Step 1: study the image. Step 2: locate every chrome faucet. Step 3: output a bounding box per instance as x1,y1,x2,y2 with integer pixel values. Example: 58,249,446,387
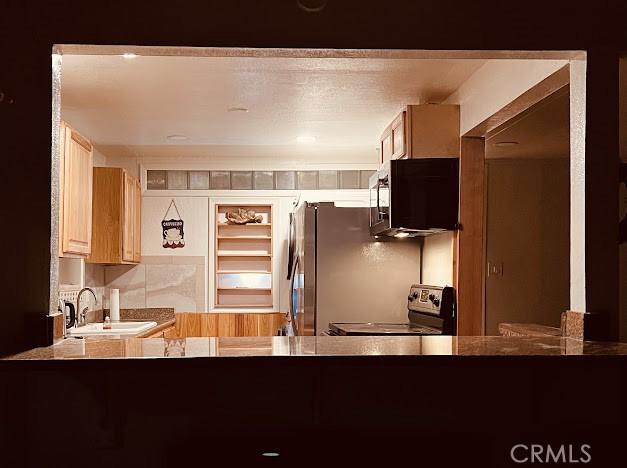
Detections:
76,287,97,327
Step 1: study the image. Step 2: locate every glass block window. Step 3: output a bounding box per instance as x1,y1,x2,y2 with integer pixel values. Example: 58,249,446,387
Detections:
146,169,375,191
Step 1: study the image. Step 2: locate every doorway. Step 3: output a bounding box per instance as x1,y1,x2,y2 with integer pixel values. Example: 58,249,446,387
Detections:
484,89,570,334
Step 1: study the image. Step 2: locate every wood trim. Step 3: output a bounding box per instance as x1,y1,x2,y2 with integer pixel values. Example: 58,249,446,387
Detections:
69,128,93,152
465,65,570,138
390,110,406,159
133,177,142,262
456,137,485,336
486,85,569,141
380,125,393,165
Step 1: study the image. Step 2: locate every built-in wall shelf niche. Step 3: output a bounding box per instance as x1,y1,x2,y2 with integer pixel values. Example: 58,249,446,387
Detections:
214,204,273,308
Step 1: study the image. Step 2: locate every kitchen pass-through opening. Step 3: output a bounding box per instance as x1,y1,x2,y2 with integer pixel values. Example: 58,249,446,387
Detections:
49,45,585,348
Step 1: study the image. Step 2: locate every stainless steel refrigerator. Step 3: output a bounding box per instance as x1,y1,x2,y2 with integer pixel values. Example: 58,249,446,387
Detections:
288,202,422,335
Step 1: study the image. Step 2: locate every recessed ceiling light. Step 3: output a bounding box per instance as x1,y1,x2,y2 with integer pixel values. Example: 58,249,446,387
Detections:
121,53,138,59
394,232,410,238
296,135,316,144
494,141,519,147
166,134,188,142
227,106,249,113
261,452,280,457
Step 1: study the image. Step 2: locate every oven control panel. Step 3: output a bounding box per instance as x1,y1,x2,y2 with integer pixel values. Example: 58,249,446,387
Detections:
407,284,444,315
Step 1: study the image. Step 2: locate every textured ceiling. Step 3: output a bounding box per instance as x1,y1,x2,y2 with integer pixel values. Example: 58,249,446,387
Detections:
60,54,486,160
486,89,569,160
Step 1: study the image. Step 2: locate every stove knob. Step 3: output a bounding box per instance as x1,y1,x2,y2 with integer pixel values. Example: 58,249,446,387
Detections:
412,291,419,298
433,298,440,307
428,294,435,301
408,295,414,302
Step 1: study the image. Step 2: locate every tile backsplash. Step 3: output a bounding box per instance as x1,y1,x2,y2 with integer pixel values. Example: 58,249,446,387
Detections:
85,256,205,312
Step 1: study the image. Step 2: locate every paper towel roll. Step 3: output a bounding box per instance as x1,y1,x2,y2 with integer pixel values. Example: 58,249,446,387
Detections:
110,289,120,322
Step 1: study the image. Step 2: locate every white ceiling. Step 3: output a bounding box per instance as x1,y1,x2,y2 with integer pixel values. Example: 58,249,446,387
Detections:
60,54,486,161
486,89,569,159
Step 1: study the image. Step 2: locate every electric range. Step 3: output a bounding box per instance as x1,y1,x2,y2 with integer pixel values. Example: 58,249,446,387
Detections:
328,284,456,336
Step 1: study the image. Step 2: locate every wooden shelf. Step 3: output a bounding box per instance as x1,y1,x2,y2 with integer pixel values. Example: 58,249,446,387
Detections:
217,270,272,274
217,253,271,257
217,236,271,240
215,203,274,310
215,304,273,308
218,223,271,227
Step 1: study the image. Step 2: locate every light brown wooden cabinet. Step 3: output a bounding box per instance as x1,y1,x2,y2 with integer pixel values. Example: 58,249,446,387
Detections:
379,104,460,166
381,127,394,164
87,167,141,264
173,312,285,337
58,122,93,257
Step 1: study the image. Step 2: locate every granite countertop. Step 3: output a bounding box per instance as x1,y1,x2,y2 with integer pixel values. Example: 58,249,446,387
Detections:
6,335,627,360
498,322,563,337
134,317,176,338
119,308,176,338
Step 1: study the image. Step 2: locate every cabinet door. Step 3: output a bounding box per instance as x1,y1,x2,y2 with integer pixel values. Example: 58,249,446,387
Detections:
380,128,393,165
61,124,93,256
391,111,406,159
122,172,134,262
133,178,142,262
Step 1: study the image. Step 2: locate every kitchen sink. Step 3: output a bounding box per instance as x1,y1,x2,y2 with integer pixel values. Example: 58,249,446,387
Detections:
67,321,157,337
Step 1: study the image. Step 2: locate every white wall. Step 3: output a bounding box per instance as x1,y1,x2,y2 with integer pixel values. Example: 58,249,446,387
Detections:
569,60,587,313
89,142,373,313
93,147,108,167
421,232,455,287
142,189,370,313
443,59,568,135
485,159,570,334
141,197,209,258
96,147,378,173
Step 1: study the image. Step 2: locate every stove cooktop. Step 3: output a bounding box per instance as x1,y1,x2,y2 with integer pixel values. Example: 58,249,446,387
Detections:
328,322,441,336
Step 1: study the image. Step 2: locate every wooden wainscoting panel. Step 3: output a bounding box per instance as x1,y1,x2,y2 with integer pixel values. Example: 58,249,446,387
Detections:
201,313,218,336
259,313,277,336
235,313,259,336
162,326,178,339
172,312,285,337
185,313,203,337
218,313,236,337
174,312,186,337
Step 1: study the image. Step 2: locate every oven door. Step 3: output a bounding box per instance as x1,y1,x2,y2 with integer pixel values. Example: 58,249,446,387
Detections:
369,167,390,235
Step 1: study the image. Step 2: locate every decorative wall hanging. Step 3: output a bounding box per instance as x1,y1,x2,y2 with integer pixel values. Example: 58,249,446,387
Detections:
225,207,263,225
162,199,185,249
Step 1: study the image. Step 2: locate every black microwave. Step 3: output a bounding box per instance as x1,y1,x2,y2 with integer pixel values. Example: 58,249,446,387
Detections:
369,158,459,237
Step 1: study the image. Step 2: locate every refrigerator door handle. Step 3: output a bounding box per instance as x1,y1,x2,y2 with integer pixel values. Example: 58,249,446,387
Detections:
287,212,295,280
288,257,298,335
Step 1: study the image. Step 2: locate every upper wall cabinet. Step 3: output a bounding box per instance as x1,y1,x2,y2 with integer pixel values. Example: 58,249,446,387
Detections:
87,167,141,264
58,121,93,258
380,104,460,165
